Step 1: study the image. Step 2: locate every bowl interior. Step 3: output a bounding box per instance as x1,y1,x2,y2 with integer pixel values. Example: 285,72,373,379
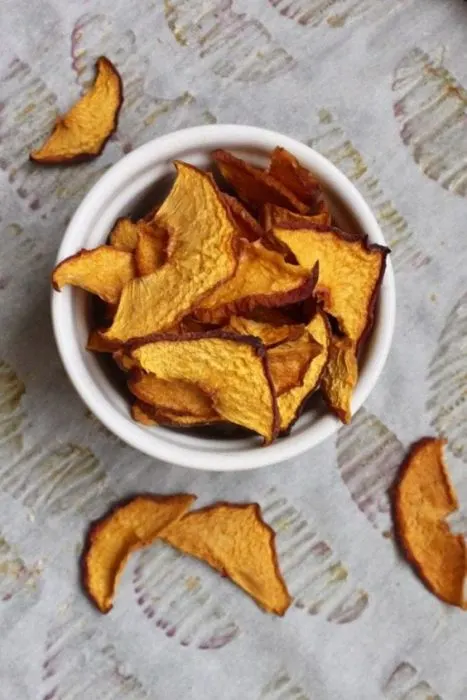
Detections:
53,126,395,470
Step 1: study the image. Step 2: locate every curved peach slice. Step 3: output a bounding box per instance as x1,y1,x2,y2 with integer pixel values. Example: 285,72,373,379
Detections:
394,438,467,608
162,503,292,615
31,57,122,163
320,336,358,424
52,246,135,304
82,494,196,613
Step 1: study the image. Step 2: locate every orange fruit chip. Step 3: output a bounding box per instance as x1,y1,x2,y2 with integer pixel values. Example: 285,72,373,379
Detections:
394,438,467,608
82,494,196,613
86,328,120,353
131,332,278,443
277,309,331,432
272,223,389,345
320,335,358,424
109,217,140,252
52,245,135,304
213,149,309,214
267,333,322,396
223,194,265,242
103,162,237,342
194,239,318,325
134,225,167,276
225,316,304,348
263,203,330,230
268,147,323,211
128,371,218,420
162,503,292,615
30,57,122,164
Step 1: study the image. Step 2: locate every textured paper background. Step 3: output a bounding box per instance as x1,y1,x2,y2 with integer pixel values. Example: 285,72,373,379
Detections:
0,0,466,697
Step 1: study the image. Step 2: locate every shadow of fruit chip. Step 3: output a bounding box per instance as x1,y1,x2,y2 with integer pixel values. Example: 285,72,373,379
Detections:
131,331,278,443
161,502,292,615
52,246,135,304
394,438,467,608
30,57,122,164
82,494,196,613
104,162,238,342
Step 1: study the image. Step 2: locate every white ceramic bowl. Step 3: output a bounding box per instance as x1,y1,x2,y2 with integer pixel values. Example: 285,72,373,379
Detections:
52,125,395,471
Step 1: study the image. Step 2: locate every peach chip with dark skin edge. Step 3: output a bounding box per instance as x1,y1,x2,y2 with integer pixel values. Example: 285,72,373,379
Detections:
30,57,123,164
161,502,292,615
81,494,196,613
393,438,467,609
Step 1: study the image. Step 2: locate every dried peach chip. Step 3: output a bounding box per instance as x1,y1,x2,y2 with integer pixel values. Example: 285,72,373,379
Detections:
225,316,304,348
213,149,309,214
131,332,278,442
31,57,122,163
223,194,265,242
278,309,331,432
128,371,218,420
268,147,328,215
82,494,196,613
268,333,322,396
194,239,318,325
87,328,120,353
131,401,158,426
109,217,140,252
104,162,237,342
162,503,292,615
272,223,389,345
262,203,330,231
394,438,467,608
320,336,358,424
134,225,167,276
52,245,135,304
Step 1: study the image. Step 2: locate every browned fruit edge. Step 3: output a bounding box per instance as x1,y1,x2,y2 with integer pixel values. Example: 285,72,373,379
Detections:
81,493,196,613
163,501,293,616
30,57,123,165
392,437,467,609
129,330,280,442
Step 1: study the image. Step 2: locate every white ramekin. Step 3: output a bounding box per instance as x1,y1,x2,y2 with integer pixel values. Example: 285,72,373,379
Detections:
51,125,395,471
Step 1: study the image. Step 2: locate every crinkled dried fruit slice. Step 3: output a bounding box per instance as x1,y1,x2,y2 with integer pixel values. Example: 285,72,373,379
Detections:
162,503,292,615
131,332,278,443
272,223,389,345
225,316,304,348
113,349,136,372
268,147,325,213
128,371,218,420
262,203,330,231
109,217,140,252
87,329,120,353
278,309,331,433
194,239,318,325
268,333,322,396
320,336,358,424
213,149,309,214
31,57,122,164
104,162,237,343
52,246,135,304
223,194,265,242
394,438,467,608
134,225,167,276
132,401,221,427
82,494,196,613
